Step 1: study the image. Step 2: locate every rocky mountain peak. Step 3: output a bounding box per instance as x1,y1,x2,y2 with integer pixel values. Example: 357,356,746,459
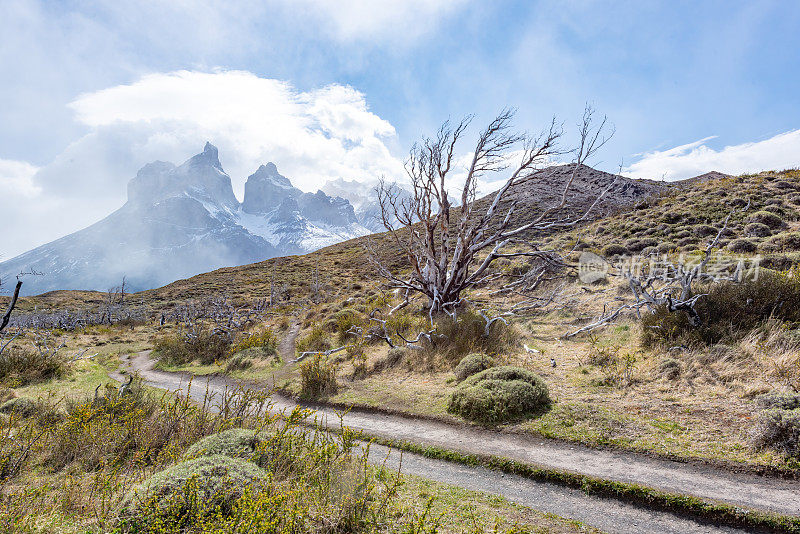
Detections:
242,162,299,214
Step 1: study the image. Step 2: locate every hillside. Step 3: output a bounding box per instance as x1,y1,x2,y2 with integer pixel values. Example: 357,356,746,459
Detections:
0,144,372,295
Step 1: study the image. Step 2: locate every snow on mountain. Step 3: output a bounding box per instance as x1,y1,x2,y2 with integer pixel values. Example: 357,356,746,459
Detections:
0,144,371,295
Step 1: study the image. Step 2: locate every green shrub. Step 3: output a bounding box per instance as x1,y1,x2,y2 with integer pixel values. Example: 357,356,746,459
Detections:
693,224,717,237
154,328,231,366
184,429,264,462
727,239,757,253
601,244,628,257
225,354,253,373
750,409,800,458
749,210,785,230
760,232,800,252
421,309,518,365
744,222,772,237
122,455,269,527
755,392,800,411
228,328,277,356
295,326,331,355
453,353,495,382
448,366,550,425
641,271,800,346
0,346,66,386
331,308,363,342
656,242,676,254
299,355,337,399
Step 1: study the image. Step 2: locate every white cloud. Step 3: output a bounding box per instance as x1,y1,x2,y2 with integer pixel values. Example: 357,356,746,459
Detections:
0,159,40,197
284,0,467,43
61,70,404,198
0,70,409,259
625,130,800,180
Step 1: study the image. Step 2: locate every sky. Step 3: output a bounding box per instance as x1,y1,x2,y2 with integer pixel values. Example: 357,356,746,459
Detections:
2,0,800,258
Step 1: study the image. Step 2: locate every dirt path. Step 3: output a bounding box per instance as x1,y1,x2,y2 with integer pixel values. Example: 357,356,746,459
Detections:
116,350,800,523
114,351,757,533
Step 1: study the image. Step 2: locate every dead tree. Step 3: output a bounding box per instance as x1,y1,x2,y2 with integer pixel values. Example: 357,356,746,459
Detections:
566,201,751,337
0,279,22,333
371,106,613,315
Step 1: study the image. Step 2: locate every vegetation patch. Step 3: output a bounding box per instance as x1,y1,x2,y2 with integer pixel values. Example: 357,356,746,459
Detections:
299,354,338,399
641,271,800,346
122,454,270,528
453,353,496,382
448,366,550,425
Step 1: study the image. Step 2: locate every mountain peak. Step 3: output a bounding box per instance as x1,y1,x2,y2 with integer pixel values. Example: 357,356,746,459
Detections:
186,142,221,170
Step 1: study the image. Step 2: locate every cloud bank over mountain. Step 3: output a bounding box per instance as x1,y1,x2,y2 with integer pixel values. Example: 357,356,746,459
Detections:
0,71,405,259
625,129,800,181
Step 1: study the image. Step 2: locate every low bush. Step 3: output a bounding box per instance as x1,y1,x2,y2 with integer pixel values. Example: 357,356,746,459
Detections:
331,308,363,343
122,455,270,528
228,328,277,357
657,358,682,380
0,346,66,386
225,354,253,373
299,355,337,399
448,366,550,425
295,326,332,355
760,232,800,252
420,309,518,366
641,271,800,346
453,353,495,382
693,224,717,237
749,210,785,230
601,244,628,257
750,409,800,458
727,238,757,253
755,391,800,411
184,428,264,462
744,222,773,237
0,397,37,418
385,347,405,368
154,328,231,366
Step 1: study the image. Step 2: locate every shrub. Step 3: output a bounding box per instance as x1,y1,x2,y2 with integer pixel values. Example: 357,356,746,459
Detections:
744,222,772,237
331,309,362,342
299,355,337,399
228,328,277,357
184,429,264,462
642,271,800,346
154,328,231,366
601,244,628,257
693,224,717,237
420,309,518,365
727,239,757,253
295,326,331,355
453,353,495,382
385,347,405,368
755,391,800,411
225,354,253,373
0,397,37,418
749,210,785,230
0,346,66,386
447,366,550,425
760,232,800,252
656,242,676,254
676,237,697,247
122,455,269,527
750,409,800,458
657,359,681,380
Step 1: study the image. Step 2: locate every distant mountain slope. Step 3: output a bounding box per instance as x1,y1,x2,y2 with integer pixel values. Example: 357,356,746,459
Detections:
0,144,371,295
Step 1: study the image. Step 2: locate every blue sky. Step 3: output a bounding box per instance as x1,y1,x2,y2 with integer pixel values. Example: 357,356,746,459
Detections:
2,0,800,257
